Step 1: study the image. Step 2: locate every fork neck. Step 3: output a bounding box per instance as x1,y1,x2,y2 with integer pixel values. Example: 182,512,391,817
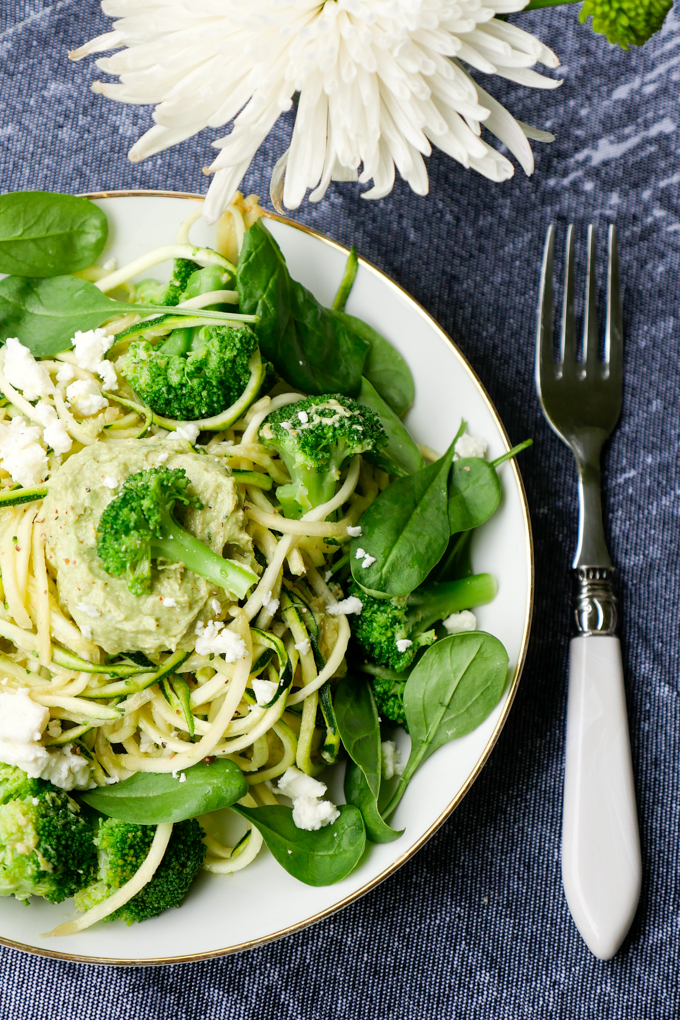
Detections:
573,456,612,570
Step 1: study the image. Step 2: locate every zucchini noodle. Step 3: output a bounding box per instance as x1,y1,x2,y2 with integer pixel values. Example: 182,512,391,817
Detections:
0,204,386,898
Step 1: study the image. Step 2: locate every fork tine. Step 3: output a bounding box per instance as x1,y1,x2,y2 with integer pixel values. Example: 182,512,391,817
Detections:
560,225,576,368
583,224,599,368
605,224,623,384
536,224,555,385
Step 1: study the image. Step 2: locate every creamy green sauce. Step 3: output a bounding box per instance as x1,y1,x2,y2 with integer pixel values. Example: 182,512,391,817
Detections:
43,436,254,655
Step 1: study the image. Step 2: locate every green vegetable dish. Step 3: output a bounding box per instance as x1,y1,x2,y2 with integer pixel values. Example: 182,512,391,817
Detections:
0,190,530,936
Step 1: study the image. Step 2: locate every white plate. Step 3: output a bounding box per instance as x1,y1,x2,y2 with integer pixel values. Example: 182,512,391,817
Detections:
0,192,533,965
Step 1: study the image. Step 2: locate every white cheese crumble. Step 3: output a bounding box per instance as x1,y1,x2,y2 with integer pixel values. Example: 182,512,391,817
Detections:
455,433,488,460
327,596,363,616
211,598,221,616
71,328,117,390
29,402,72,455
396,638,412,653
176,423,200,443
194,619,247,660
297,410,309,424
0,690,93,790
102,476,118,490
360,554,376,569
346,525,362,537
442,610,478,634
0,416,48,487
139,731,157,754
381,740,404,780
252,678,278,707
294,638,311,656
276,766,340,831
179,773,187,783
3,337,53,401
75,602,100,618
355,547,366,559
66,378,108,416
156,451,169,464
162,597,178,608
56,362,75,384
81,625,92,640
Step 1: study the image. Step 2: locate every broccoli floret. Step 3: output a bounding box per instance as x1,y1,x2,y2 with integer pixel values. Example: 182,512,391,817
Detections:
96,466,258,599
348,573,497,726
75,817,206,924
135,258,200,307
0,764,96,903
258,395,387,518
580,0,671,48
120,324,258,421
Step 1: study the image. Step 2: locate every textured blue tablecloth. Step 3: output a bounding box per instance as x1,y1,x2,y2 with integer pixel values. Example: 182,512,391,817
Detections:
1,2,679,1016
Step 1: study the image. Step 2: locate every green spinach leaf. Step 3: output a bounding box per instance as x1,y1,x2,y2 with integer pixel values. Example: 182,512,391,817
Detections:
336,674,403,843
350,436,459,596
80,759,247,824
233,803,366,886
237,221,369,395
383,633,509,818
448,458,501,534
0,275,256,357
335,311,414,416
358,376,424,478
0,191,108,277
429,530,474,583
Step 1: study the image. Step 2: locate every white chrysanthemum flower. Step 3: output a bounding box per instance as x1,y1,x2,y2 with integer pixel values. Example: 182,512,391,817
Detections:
70,0,560,220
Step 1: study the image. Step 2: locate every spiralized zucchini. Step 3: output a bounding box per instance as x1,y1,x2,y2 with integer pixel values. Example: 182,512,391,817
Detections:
0,197,382,881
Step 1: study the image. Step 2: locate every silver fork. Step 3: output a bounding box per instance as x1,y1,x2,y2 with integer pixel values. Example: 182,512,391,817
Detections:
536,224,641,960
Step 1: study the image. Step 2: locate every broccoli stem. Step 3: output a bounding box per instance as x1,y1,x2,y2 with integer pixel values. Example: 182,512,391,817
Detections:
160,329,193,356
276,465,341,519
406,574,497,634
152,506,257,600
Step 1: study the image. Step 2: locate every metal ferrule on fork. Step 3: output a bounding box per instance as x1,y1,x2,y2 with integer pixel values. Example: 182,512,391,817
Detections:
572,566,617,636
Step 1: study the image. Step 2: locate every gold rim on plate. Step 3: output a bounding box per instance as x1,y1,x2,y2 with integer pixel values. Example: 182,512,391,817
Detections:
0,189,534,967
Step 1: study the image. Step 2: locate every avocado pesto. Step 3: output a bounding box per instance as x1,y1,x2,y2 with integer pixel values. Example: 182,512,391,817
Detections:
0,190,529,935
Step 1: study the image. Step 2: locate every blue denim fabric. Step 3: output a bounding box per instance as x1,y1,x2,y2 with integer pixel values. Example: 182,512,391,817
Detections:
0,2,679,1017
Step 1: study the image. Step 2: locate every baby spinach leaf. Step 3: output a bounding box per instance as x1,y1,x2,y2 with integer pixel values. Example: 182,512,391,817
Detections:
237,220,369,395
448,458,501,534
344,761,403,844
80,759,247,824
233,804,366,886
336,674,403,843
383,633,509,819
0,275,255,357
350,438,458,596
0,191,108,277
429,530,474,584
335,311,414,417
358,376,424,478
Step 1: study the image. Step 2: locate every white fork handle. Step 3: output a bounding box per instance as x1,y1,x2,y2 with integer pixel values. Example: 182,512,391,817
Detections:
561,636,641,959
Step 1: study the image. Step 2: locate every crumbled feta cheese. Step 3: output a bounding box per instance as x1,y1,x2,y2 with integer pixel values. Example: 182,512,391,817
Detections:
46,718,62,738
276,768,340,831
211,598,221,616
104,775,119,785
324,570,333,582
381,740,404,780
355,547,366,559
156,451,169,464
263,593,279,614
455,433,488,460
139,731,157,754
176,423,200,443
102,476,118,490
277,767,327,800
346,525,362,538
396,638,412,653
194,619,247,660
3,338,53,401
442,610,478,634
56,362,75,384
31,797,40,806
361,554,376,569
66,378,108,416
293,797,340,831
252,678,278,706
71,328,117,391
0,417,47,487
75,602,100,618
0,691,93,790
162,597,178,608
327,596,363,616
297,410,309,424
179,773,186,783
294,638,311,656
43,418,72,455
81,625,92,640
